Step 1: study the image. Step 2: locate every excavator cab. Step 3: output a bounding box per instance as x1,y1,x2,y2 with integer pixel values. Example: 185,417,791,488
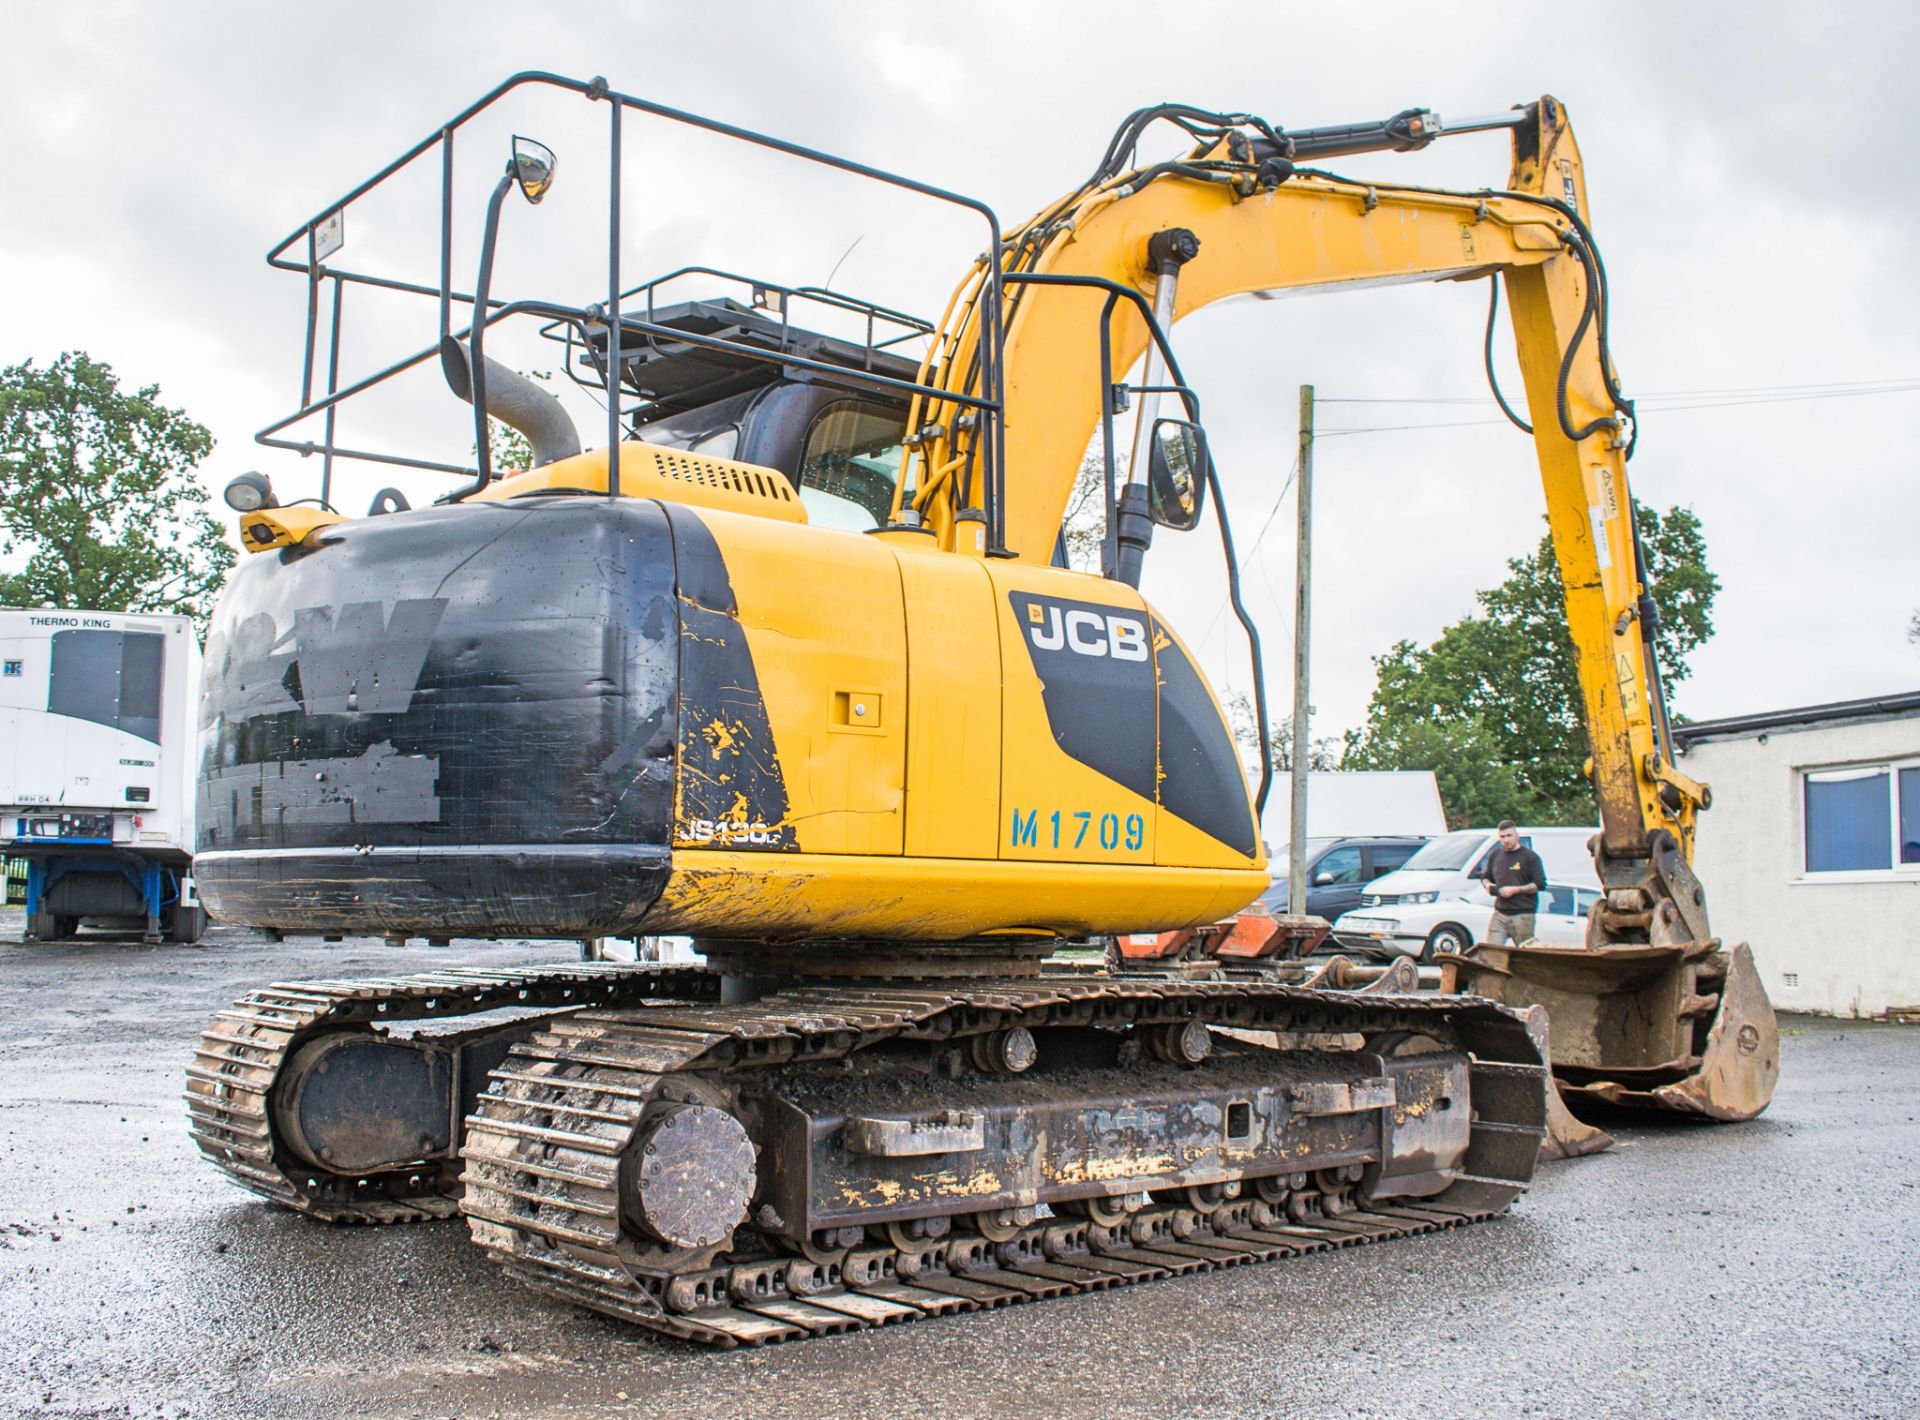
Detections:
572,289,918,530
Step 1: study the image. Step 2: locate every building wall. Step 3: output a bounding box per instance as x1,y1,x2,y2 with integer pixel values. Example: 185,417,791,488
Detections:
1680,715,1920,1017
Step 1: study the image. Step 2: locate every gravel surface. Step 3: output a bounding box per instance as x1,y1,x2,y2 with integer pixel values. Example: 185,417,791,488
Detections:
0,911,1913,1419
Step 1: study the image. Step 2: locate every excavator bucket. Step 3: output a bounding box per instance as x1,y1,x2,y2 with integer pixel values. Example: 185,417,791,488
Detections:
1445,939,1778,1123
1516,1005,1613,1159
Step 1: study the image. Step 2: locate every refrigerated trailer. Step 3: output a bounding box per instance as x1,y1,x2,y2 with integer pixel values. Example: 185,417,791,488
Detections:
0,608,205,942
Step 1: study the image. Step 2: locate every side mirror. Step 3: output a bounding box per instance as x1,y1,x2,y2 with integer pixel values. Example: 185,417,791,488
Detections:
511,136,557,205
1147,419,1208,531
1313,870,1336,886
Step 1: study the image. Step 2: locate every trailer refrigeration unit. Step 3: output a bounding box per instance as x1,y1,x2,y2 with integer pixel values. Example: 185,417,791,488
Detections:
0,608,205,942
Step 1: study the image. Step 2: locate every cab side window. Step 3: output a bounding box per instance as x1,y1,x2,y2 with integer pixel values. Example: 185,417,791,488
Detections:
797,402,908,530
1368,844,1417,878
1315,846,1364,885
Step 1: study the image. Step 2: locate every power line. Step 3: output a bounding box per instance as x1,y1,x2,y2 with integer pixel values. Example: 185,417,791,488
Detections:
1196,451,1301,656
1319,375,1920,405
1315,377,1920,437
1241,451,1302,562
1318,380,1920,436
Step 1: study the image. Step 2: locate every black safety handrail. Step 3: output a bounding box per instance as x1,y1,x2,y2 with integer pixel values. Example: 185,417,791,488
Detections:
1001,270,1273,817
260,71,1005,540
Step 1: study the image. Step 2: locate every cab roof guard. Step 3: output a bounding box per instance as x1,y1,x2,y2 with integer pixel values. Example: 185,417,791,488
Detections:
256,71,1010,540
534,267,934,426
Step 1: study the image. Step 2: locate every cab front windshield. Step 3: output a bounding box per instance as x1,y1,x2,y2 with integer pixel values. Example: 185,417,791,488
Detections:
797,402,908,531
1399,830,1488,872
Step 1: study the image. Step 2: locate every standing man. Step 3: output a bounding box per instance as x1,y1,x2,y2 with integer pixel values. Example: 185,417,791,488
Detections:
1481,820,1548,946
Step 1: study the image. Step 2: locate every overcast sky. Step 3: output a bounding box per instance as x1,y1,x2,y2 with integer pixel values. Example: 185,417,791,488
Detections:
3,0,1915,738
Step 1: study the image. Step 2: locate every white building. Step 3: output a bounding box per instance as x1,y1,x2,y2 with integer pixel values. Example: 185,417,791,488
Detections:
1674,692,1920,1018
1257,770,1447,850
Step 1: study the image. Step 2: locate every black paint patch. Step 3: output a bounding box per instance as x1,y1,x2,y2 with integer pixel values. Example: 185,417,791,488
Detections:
661,507,795,851
291,599,446,713
1007,591,1157,803
195,497,681,934
196,844,672,937
201,599,446,723
1152,617,1258,858
200,742,440,826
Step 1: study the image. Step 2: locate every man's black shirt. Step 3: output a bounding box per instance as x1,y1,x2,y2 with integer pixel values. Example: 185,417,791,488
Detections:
1485,843,1547,915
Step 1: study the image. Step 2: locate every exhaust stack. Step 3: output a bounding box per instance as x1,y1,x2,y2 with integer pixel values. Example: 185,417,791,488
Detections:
439,336,582,471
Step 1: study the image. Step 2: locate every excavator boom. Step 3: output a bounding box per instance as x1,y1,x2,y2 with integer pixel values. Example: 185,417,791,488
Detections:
893,94,1776,1121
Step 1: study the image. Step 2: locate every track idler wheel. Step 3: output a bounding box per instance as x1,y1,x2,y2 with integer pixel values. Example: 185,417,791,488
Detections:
1181,1180,1241,1211
1255,1172,1305,1205
882,1215,950,1252
968,1027,1038,1074
1286,1165,1363,1221
798,1226,865,1265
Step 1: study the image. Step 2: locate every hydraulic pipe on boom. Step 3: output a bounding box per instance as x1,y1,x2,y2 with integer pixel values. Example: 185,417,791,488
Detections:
1115,227,1199,587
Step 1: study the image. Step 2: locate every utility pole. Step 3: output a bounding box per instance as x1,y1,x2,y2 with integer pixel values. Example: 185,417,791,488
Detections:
1288,385,1314,916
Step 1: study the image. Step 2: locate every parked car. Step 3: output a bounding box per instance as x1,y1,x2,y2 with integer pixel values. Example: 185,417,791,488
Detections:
1255,836,1428,924
1356,825,1598,913
1333,881,1603,960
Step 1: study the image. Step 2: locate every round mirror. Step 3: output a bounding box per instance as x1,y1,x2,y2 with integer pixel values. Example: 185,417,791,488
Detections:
511,136,557,205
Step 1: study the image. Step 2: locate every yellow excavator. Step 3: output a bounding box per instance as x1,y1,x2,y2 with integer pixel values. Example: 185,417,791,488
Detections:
187,73,1776,1345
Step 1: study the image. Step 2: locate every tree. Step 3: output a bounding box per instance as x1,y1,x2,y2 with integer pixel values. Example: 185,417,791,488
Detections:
0,353,233,631
1222,690,1342,772
1060,449,1109,572
1343,502,1718,825
1343,709,1542,829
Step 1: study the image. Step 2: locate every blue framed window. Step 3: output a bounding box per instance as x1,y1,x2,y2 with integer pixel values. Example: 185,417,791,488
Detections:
1802,762,1920,873
1901,767,1920,866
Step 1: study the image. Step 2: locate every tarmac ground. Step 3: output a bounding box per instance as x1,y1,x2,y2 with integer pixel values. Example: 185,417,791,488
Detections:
0,912,1914,1419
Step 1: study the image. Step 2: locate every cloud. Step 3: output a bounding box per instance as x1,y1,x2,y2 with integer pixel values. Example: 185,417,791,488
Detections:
2,0,1913,734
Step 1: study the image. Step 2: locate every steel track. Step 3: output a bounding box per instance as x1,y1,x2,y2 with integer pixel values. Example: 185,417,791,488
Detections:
184,962,722,1222
461,977,1547,1345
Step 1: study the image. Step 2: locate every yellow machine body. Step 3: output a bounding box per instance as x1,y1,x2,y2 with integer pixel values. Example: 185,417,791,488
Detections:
646,505,1266,939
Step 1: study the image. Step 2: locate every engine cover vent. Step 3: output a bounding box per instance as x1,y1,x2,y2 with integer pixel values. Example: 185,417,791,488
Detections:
477,440,807,523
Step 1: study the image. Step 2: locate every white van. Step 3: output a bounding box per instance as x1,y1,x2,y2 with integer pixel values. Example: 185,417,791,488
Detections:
1355,825,1598,912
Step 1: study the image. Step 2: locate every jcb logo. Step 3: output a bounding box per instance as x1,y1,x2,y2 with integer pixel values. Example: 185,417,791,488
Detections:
1025,602,1148,662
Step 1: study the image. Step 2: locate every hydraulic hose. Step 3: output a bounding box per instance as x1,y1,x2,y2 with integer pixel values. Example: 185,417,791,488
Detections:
1484,278,1533,435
